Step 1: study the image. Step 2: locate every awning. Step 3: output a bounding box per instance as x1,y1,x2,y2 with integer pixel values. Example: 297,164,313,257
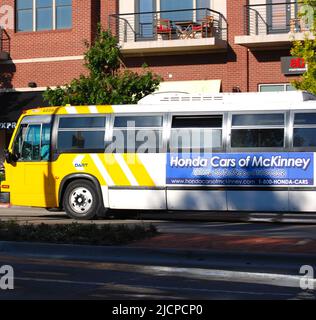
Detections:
0,91,48,123
157,80,222,94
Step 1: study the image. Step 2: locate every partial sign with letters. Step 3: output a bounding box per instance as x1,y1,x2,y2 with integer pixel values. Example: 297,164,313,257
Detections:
0,122,16,130
166,153,314,186
281,57,307,75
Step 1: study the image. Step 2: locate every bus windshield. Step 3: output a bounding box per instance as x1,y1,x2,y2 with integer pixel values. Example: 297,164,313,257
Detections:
12,116,52,162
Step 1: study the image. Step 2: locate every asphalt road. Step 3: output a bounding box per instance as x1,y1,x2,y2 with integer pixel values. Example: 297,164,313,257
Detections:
0,254,315,300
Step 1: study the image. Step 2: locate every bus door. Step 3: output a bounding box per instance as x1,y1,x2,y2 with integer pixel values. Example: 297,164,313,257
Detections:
8,115,56,207
166,114,227,211
107,114,167,210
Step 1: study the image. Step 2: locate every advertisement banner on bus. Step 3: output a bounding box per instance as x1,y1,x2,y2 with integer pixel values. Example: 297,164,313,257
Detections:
166,153,314,186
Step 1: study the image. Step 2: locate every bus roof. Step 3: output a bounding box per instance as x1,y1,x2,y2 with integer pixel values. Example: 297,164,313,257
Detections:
23,91,316,116
137,90,316,104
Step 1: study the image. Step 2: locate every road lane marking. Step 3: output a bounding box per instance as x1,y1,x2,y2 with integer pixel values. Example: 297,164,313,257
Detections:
2,253,316,289
14,277,295,297
13,264,316,289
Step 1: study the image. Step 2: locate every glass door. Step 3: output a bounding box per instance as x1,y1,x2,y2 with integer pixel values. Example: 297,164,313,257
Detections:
267,0,291,34
136,0,156,41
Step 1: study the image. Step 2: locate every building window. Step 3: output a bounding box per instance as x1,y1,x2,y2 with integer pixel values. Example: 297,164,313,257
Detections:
259,84,296,92
16,0,72,32
56,0,72,29
36,0,53,31
160,0,211,21
16,0,33,32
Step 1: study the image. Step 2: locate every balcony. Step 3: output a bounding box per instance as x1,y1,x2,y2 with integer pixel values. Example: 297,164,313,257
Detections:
0,28,10,61
109,8,227,56
235,1,315,50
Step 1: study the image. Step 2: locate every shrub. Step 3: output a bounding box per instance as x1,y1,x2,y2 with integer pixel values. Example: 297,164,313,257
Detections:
0,220,158,245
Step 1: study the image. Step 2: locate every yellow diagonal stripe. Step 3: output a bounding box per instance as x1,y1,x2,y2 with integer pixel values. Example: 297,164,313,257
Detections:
123,154,156,187
87,154,107,186
96,105,114,114
102,154,130,186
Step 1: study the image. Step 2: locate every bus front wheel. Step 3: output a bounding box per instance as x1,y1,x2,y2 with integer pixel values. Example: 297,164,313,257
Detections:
63,179,101,220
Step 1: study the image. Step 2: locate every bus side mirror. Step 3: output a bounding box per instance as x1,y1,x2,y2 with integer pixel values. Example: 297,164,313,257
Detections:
4,150,19,164
4,150,12,164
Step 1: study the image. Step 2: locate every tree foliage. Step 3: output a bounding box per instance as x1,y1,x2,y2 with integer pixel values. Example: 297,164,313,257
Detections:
291,0,316,94
43,27,162,106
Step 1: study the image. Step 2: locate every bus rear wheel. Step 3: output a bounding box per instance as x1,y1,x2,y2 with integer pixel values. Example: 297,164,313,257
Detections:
63,180,101,220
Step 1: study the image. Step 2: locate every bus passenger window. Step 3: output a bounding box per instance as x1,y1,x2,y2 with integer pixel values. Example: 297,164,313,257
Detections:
293,113,316,148
169,115,223,153
110,116,164,153
57,116,106,152
231,113,285,149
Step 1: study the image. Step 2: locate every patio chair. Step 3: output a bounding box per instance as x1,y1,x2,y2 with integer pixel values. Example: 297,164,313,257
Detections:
191,15,214,38
156,19,172,40
175,24,193,39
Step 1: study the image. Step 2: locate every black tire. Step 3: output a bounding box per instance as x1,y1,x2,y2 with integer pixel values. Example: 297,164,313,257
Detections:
63,179,102,220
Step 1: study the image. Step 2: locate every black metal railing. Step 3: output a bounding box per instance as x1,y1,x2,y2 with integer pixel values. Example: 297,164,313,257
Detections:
109,8,227,44
0,28,10,58
245,1,310,36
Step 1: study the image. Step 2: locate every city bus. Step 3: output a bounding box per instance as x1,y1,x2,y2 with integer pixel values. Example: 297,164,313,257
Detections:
1,91,316,220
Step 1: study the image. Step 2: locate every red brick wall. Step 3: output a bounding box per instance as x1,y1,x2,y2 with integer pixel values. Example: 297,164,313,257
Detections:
248,49,299,91
224,0,248,92
0,0,302,91
100,0,119,30
1,60,87,88
0,0,94,88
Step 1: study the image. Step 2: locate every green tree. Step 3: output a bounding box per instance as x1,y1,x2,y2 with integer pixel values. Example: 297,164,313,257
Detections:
43,27,162,106
291,0,316,94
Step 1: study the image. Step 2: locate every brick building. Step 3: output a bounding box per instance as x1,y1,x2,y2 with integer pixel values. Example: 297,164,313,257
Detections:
0,0,313,164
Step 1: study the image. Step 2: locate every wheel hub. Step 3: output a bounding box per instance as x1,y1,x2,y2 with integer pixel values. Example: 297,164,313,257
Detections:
69,187,93,214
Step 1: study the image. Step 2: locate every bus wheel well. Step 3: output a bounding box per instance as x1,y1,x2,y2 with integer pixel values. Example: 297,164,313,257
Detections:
59,174,103,211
